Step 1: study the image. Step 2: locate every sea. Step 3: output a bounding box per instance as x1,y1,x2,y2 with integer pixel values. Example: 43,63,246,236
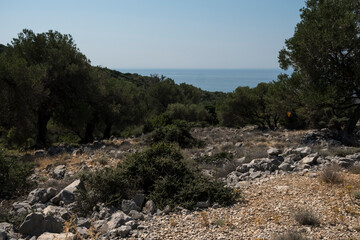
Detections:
115,68,291,93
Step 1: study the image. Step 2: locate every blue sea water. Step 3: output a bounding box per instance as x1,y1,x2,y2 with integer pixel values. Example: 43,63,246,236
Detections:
116,68,290,93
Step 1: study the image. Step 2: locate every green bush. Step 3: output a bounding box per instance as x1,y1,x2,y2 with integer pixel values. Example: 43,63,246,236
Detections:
0,150,34,198
151,121,201,148
195,152,233,165
81,143,238,210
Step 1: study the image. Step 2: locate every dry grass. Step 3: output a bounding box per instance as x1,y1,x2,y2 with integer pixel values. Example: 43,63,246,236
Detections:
293,208,320,226
319,164,344,184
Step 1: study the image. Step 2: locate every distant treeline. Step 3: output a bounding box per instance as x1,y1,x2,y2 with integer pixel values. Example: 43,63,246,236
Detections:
1,0,360,149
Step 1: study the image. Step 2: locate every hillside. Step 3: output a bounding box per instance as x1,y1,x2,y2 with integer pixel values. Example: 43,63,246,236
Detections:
1,127,360,239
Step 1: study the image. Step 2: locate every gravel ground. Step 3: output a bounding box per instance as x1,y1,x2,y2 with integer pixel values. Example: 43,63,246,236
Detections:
130,171,360,240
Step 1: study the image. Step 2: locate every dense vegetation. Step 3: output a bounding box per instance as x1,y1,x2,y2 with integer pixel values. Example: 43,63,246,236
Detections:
80,143,238,210
1,0,358,148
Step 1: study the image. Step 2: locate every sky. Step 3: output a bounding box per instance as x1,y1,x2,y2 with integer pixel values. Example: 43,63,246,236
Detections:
0,0,305,69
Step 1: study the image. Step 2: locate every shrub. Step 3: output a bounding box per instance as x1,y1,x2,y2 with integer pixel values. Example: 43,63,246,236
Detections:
151,121,201,148
319,164,344,184
294,209,320,226
81,143,238,210
195,152,233,165
0,150,34,198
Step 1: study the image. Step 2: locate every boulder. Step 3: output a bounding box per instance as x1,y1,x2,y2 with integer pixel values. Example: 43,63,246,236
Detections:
143,200,157,215
121,199,140,214
267,147,281,156
51,179,85,205
11,201,31,215
132,193,145,209
299,153,319,165
18,213,63,236
37,232,75,240
107,211,132,230
53,165,66,179
43,206,71,220
249,171,262,180
128,210,144,220
109,225,132,238
195,200,210,208
278,162,293,172
294,147,312,157
0,230,6,240
28,187,56,205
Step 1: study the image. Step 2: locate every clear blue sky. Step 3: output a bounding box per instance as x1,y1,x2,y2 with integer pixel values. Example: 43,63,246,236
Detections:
0,0,305,69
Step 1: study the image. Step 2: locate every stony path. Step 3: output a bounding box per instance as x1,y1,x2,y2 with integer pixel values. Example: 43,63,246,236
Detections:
132,172,360,240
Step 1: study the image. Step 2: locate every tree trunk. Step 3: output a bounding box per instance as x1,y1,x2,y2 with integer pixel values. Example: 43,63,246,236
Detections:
344,105,360,135
35,107,51,148
342,105,360,145
103,122,112,139
83,120,95,143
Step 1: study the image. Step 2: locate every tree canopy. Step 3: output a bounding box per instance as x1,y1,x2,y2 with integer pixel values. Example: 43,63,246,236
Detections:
279,0,360,139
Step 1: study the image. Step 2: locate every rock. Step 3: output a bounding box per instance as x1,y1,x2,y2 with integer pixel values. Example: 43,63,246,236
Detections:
37,232,75,240
308,172,317,178
28,187,56,204
132,193,145,209
109,225,132,238
284,154,301,163
0,222,17,240
72,149,83,157
98,205,117,220
18,213,63,236
125,220,138,229
122,199,140,214
299,153,319,165
162,205,172,215
53,165,66,179
51,179,85,205
294,147,312,157
249,171,262,180
195,200,210,208
43,206,71,220
77,217,91,228
107,211,132,230
267,147,281,156
35,150,46,157
128,210,144,220
143,200,157,215
278,162,292,172
75,227,89,238
11,201,31,215
236,164,249,173
0,230,6,240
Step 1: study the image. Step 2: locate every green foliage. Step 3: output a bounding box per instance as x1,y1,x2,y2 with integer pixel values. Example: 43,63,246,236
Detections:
0,150,34,198
195,152,233,165
279,0,360,135
151,121,201,148
217,83,279,129
81,143,238,210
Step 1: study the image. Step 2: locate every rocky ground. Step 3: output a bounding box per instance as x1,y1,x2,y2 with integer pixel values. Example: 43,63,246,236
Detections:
1,127,360,239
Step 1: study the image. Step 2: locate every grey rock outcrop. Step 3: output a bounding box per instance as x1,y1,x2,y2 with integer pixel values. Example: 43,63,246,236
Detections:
18,213,63,236
122,199,140,214
51,179,85,205
143,200,157,215
37,232,75,240
28,187,56,205
107,211,132,230
53,165,66,179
